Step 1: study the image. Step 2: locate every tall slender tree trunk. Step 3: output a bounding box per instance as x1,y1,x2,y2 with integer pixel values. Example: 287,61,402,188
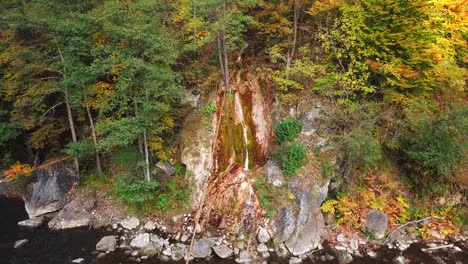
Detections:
217,35,226,87
222,34,231,93
86,104,102,175
286,0,300,78
134,99,144,156
143,129,151,182
64,88,80,181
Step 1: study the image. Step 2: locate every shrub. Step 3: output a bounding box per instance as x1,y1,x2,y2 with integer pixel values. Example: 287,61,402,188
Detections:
202,102,217,116
341,128,383,171
403,108,467,186
274,143,307,177
274,118,302,143
115,180,160,209
253,176,276,218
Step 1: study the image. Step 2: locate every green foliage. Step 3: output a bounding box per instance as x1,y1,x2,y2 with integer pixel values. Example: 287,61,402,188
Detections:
341,128,383,171
402,108,468,186
252,176,281,218
202,102,217,116
64,140,94,158
274,143,307,177
274,118,302,143
116,180,161,209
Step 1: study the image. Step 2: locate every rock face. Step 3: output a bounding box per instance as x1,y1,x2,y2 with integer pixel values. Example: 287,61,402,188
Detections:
155,161,176,176
14,239,28,249
23,158,77,218
362,210,388,239
267,160,285,187
191,239,215,259
273,180,329,256
18,216,45,229
48,196,94,230
257,228,271,243
96,236,116,252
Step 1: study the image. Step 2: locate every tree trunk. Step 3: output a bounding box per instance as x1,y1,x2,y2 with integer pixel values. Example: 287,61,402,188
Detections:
143,129,151,181
217,35,227,90
64,88,80,181
287,0,300,78
222,34,231,93
86,104,102,175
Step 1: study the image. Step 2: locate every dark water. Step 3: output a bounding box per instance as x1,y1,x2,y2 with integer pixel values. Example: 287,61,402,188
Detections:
1,196,466,264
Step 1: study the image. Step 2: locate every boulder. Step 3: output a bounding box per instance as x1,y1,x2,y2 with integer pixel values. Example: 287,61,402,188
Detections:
171,243,186,261
236,250,252,263
213,244,233,259
121,217,140,230
362,210,388,239
130,233,150,248
96,236,116,252
285,208,324,256
266,160,285,187
18,216,45,229
257,227,271,243
72,258,84,264
23,158,77,217
257,243,268,253
143,221,156,231
191,239,215,258
140,244,162,257
156,161,176,176
48,196,94,230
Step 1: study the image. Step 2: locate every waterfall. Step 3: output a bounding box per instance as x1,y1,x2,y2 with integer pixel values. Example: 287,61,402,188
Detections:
234,92,249,171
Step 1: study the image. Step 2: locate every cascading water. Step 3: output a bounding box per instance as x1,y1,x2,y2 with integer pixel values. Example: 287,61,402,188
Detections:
234,92,249,171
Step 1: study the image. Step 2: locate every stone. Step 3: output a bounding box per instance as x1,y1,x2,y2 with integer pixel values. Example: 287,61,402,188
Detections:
267,160,285,187
236,250,252,263
366,251,377,258
362,210,388,239
393,256,407,264
139,244,162,257
181,234,189,242
171,244,186,261
213,244,234,259
130,233,150,248
261,252,270,259
18,216,45,229
337,252,353,264
285,208,324,256
323,212,336,226
335,245,347,251
191,239,215,258
289,257,302,264
112,223,118,229
257,228,271,243
162,247,172,257
337,234,346,243
195,223,202,234
23,158,77,217
48,196,94,230
96,236,117,252
14,239,28,249
121,217,140,230
156,161,176,176
131,250,139,257
275,243,289,258
428,230,442,239
72,258,84,263
144,221,156,231
257,243,268,253
350,239,359,251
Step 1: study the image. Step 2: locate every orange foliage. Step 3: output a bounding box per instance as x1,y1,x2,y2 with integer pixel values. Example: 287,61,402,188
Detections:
3,163,33,181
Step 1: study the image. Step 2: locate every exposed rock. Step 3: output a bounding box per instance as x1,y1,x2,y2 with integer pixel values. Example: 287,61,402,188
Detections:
156,161,176,176
72,258,84,264
362,210,388,239
337,251,353,264
285,208,324,256
266,160,284,187
144,221,156,231
289,257,302,264
139,244,162,257
130,233,150,248
236,250,252,263
257,243,268,253
275,243,289,258
428,230,442,239
323,212,336,226
18,216,45,228
393,255,407,264
14,239,28,249
96,236,116,252
162,247,172,256
213,244,234,259
191,239,215,258
121,217,140,230
48,196,94,230
171,243,186,262
257,228,271,243
275,206,297,242
23,158,77,217
181,89,200,107
350,239,359,251
337,234,346,243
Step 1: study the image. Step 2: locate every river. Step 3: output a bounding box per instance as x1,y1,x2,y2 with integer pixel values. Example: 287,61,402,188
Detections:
1,196,466,264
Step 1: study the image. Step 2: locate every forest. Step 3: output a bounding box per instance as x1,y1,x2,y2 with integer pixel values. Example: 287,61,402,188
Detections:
0,1,467,259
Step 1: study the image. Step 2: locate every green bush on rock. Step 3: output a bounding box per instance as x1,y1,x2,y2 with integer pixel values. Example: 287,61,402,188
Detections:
274,143,307,177
274,118,302,143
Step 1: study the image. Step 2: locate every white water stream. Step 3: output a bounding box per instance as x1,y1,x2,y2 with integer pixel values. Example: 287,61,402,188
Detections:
234,92,249,171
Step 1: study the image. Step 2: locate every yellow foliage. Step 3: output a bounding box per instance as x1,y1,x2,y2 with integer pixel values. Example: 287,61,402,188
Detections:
3,162,33,181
